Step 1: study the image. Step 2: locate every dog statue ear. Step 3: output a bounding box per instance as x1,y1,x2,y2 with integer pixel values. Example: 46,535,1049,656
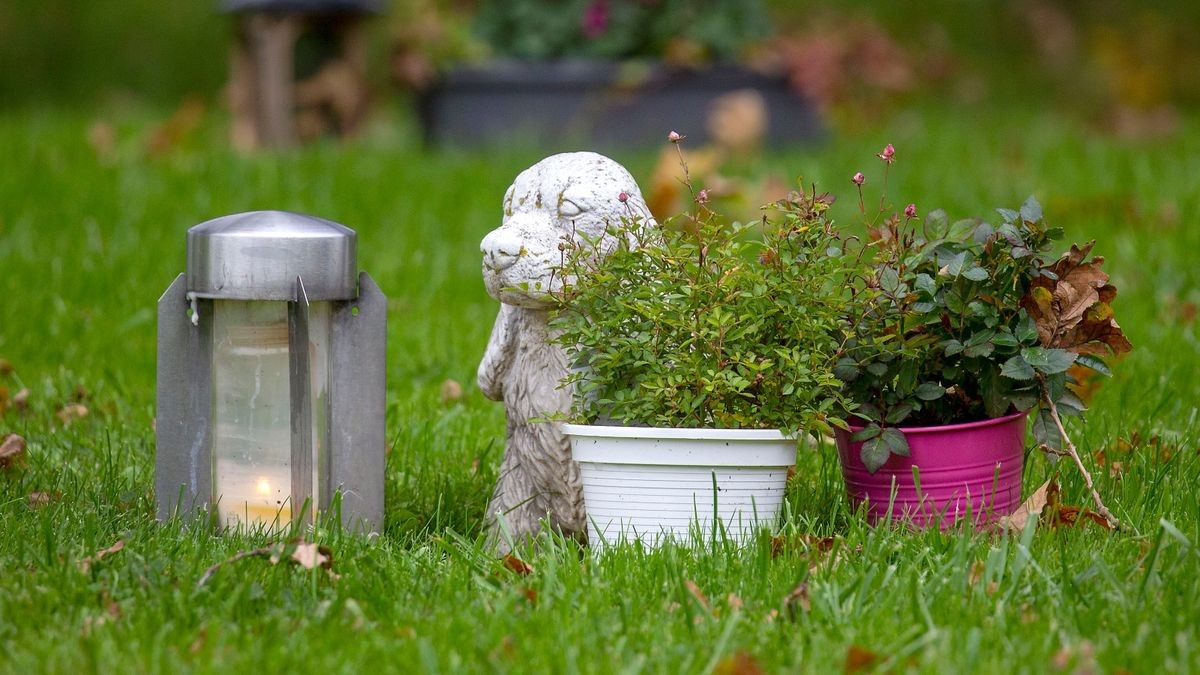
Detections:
478,304,518,401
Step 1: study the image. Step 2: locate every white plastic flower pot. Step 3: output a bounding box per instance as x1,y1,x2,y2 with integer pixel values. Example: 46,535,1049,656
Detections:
562,424,796,548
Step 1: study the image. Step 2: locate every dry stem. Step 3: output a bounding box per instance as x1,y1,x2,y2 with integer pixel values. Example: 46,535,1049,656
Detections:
1043,394,1121,530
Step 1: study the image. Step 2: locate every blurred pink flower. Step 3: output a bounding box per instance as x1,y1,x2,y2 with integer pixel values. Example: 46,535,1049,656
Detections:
618,191,629,203
696,189,710,204
904,203,917,218
877,143,895,163
582,1,608,39
852,172,865,186
668,130,683,143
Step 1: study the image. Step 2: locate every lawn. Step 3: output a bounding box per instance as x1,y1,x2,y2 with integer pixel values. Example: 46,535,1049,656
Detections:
0,103,1197,673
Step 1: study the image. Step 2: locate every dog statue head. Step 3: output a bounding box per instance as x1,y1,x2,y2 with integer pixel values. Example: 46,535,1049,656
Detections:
480,152,653,309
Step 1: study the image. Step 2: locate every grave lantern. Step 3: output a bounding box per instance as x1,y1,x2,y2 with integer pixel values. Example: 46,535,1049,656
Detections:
156,211,386,532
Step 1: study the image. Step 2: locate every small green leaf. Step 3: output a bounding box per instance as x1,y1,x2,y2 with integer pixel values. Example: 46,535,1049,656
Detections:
860,437,891,473
852,424,882,443
1001,355,1035,380
914,273,937,296
915,382,945,401
1074,354,1112,377
1015,313,1038,343
943,339,964,356
992,331,1019,348
1032,408,1062,452
1021,347,1077,374
962,265,988,282
1019,196,1043,223
879,266,900,294
880,427,910,458
885,402,914,425
866,362,888,377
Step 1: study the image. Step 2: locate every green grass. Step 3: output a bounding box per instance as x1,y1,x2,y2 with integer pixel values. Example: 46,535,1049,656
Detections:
0,103,1197,673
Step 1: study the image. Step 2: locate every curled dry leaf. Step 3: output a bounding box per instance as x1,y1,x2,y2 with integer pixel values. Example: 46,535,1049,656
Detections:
0,358,12,376
0,434,26,470
501,554,534,576
78,539,125,573
56,403,89,424
1022,241,1132,357
995,479,1054,533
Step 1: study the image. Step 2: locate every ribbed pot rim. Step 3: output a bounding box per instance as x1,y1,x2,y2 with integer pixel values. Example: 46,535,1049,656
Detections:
841,409,1028,436
562,423,790,441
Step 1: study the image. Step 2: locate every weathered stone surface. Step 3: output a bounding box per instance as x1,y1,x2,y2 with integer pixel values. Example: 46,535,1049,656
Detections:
478,152,652,552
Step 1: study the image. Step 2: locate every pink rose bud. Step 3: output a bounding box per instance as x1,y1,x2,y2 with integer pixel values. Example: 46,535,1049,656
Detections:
696,189,710,204
904,203,917,218
852,172,866,186
668,130,683,143
618,191,629,203
877,143,896,163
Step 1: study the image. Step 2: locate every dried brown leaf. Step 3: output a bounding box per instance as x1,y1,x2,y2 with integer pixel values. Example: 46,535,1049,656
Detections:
995,479,1054,533
56,403,89,424
28,491,58,507
288,542,332,570
0,359,12,376
1025,242,1132,357
501,554,534,576
440,379,464,404
78,539,125,573
844,644,881,674
0,434,26,469
12,388,29,413
713,650,765,675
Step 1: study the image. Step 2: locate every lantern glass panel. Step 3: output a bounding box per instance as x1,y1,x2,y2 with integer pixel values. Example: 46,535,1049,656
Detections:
210,300,330,527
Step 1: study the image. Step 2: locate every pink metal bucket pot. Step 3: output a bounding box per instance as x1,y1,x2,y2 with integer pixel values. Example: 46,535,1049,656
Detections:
834,410,1028,528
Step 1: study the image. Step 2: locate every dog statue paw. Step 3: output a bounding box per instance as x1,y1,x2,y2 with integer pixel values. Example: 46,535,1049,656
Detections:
478,152,652,553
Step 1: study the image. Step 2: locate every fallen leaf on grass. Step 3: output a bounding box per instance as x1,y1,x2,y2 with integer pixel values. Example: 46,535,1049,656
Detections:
56,403,89,424
0,359,12,376
714,650,765,675
440,379,464,404
996,479,1114,532
197,539,335,587
28,491,59,507
844,645,881,674
995,479,1053,533
12,388,29,413
770,533,836,559
273,541,333,570
0,434,26,469
189,628,207,654
782,583,811,619
501,554,534,576
78,539,125,573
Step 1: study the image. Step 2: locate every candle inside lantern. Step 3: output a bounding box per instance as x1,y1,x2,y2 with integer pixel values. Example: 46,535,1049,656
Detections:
209,299,331,528
211,300,293,527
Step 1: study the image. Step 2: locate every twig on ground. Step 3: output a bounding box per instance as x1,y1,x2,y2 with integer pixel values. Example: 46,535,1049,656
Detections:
1043,395,1121,531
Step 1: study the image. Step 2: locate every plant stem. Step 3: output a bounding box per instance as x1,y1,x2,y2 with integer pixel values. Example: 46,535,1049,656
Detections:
1042,392,1121,530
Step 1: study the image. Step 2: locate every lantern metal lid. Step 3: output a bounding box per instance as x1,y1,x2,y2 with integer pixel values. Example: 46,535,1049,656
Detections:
187,210,357,301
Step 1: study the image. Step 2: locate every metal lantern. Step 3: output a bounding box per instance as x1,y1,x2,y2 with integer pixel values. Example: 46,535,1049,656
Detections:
156,211,385,532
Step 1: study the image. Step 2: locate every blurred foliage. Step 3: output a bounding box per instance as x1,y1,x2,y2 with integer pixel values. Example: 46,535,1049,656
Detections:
473,0,768,62
2,0,1199,129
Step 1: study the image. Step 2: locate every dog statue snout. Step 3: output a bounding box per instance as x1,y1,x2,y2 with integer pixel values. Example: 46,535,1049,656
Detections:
481,228,524,271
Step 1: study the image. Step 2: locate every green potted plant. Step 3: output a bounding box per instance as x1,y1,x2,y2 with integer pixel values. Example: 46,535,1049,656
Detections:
550,139,854,546
833,146,1132,528
411,0,823,147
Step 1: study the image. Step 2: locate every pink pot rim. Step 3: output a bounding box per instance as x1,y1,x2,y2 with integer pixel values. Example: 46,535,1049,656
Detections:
842,409,1028,436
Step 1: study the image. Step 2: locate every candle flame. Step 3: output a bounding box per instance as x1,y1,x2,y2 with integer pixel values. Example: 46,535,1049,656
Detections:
256,477,272,496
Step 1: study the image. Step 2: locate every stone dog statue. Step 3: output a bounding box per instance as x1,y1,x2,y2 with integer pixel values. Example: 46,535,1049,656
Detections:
478,152,652,553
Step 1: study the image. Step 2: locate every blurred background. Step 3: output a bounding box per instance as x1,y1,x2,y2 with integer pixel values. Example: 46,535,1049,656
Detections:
3,0,1198,146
